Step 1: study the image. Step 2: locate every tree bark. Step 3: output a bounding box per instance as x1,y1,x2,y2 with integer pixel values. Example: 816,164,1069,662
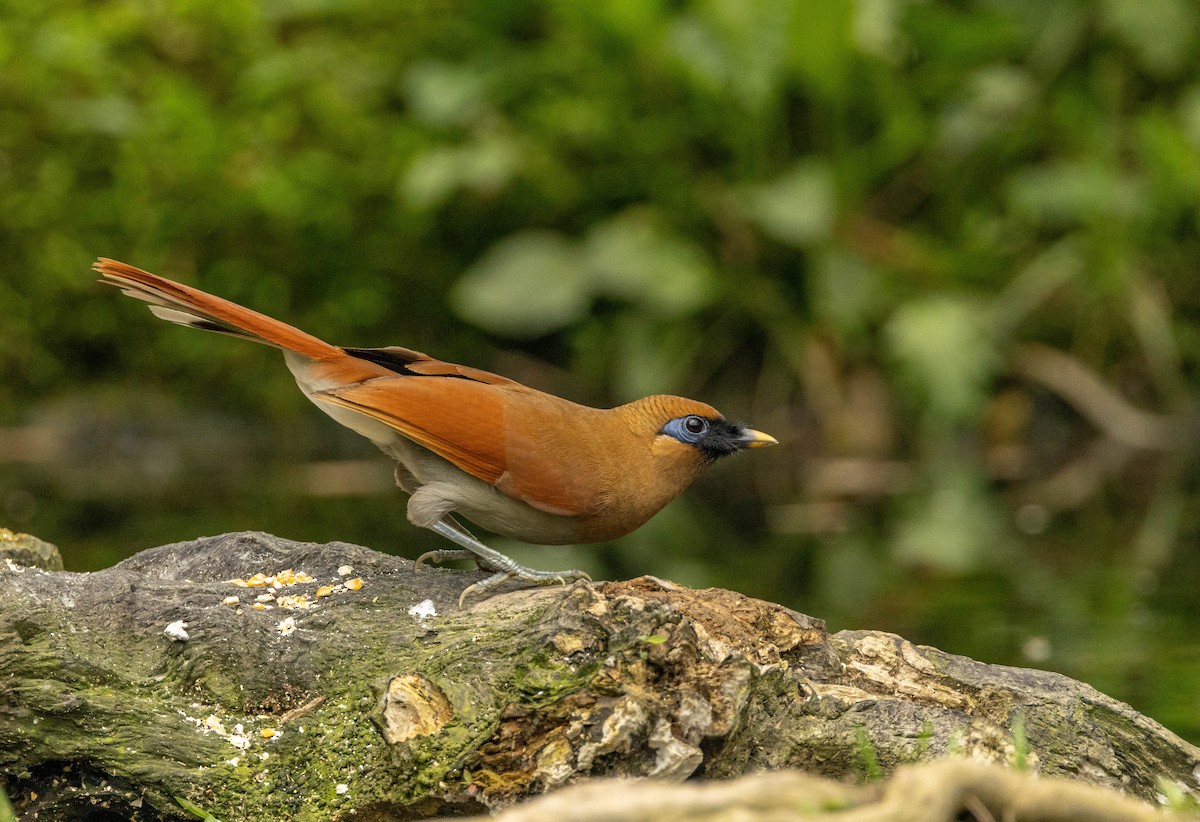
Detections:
1,531,1197,821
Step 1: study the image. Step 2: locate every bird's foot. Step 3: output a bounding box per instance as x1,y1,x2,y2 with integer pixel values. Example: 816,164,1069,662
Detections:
424,517,591,605
414,548,512,575
458,565,591,607
415,548,481,567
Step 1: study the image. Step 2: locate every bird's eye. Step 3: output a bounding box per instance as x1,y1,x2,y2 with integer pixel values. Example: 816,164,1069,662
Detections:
661,415,710,444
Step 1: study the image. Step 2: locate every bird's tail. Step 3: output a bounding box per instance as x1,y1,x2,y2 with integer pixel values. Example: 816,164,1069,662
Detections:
94,258,344,362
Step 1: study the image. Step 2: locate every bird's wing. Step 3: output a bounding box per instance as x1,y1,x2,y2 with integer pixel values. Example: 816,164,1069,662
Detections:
315,376,596,516
316,376,509,485
341,346,519,386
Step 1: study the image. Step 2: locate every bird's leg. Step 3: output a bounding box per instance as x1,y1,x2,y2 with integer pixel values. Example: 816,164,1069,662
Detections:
424,518,590,605
414,516,505,570
408,488,509,571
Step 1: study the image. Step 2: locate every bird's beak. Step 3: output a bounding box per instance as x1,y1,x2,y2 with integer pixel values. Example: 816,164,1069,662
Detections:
738,428,778,449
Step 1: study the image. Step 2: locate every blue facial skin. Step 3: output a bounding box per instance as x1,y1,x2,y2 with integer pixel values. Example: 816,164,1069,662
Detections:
660,415,751,460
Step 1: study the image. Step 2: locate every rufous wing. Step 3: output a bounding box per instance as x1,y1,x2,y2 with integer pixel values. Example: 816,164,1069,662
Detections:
315,376,601,517
316,376,509,485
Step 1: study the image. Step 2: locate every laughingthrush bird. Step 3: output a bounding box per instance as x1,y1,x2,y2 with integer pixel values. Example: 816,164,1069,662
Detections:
95,258,777,602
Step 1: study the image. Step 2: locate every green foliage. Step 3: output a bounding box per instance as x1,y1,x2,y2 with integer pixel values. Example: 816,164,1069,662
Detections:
4,0,1200,747
1157,774,1200,814
854,727,884,782
1010,712,1029,771
0,784,14,822
176,796,223,822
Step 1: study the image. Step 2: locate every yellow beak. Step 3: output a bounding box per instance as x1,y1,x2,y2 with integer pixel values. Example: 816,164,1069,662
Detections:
739,428,778,448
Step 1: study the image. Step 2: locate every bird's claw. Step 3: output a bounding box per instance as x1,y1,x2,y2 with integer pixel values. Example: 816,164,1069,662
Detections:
415,548,471,567
458,572,514,607
457,567,591,606
416,548,507,574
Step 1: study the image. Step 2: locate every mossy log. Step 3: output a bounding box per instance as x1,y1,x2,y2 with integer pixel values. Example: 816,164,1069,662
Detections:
1,531,1197,821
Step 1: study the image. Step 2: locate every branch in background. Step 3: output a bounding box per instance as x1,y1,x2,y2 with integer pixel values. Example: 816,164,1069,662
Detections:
1011,344,1195,452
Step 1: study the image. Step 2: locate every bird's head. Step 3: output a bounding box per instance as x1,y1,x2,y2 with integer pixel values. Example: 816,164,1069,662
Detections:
621,395,777,474
539,395,778,541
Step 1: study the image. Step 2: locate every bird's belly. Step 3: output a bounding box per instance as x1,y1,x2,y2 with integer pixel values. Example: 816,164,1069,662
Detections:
457,486,659,545
457,494,588,545
402,449,646,545
383,438,583,544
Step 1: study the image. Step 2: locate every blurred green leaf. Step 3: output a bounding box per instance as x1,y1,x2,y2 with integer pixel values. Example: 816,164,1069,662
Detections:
742,160,837,247
892,461,1006,573
403,60,489,127
402,147,466,209
853,0,905,61
1101,0,1197,77
609,314,702,401
936,66,1036,156
1007,160,1147,227
885,295,998,427
668,0,795,110
402,135,520,208
1180,85,1200,148
809,248,880,338
451,231,589,338
584,210,716,315
48,94,140,136
783,0,853,98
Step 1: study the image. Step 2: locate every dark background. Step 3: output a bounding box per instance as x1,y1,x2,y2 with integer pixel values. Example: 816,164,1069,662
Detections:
3,1,1200,743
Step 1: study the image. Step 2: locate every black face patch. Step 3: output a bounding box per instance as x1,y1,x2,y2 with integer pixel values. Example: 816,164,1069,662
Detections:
694,418,753,461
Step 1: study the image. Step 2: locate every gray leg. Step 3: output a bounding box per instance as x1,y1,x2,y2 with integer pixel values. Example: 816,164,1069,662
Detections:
415,516,506,571
425,518,590,605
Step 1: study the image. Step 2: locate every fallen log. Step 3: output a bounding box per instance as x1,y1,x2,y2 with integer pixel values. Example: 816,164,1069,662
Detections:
1,530,1197,820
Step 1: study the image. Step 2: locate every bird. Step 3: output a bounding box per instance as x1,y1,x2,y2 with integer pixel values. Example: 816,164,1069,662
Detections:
94,258,777,603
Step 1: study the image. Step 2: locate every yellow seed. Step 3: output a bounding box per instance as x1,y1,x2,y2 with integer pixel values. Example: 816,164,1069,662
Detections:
261,728,276,739
316,585,335,598
345,578,363,591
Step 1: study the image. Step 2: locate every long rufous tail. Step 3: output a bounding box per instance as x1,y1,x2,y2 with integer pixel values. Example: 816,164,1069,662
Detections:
94,258,345,362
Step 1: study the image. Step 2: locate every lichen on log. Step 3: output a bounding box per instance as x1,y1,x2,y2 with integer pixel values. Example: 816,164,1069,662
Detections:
0,531,1197,821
